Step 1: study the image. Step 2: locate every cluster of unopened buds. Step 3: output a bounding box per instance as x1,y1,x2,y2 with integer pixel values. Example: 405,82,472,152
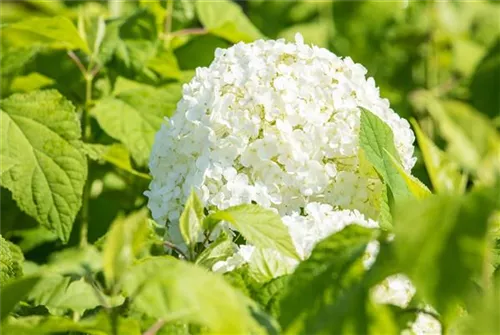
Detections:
146,34,440,334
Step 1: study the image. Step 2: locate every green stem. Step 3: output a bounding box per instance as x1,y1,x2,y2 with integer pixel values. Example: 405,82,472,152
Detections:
165,0,174,36
80,75,94,248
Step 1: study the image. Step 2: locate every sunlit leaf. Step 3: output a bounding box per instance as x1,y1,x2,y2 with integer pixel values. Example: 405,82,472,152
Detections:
0,90,87,242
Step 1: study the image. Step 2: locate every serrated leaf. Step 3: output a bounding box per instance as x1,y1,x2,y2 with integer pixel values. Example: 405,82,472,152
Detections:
122,256,262,334
3,16,90,53
254,276,289,318
359,108,411,201
103,208,150,288
0,234,24,285
179,191,204,253
411,119,467,194
394,188,499,321
196,0,264,43
0,90,87,242
279,225,378,334
206,204,300,260
1,275,40,321
91,79,181,166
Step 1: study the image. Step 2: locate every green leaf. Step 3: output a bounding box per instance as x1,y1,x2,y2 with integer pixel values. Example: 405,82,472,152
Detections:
147,47,182,80
359,108,410,201
1,276,40,321
279,225,379,334
103,9,159,80
195,233,236,269
91,79,181,166
195,0,264,43
0,234,24,285
174,35,230,70
179,191,205,253
103,208,150,288
394,188,499,320
470,38,500,119
28,275,121,316
122,256,262,334
44,245,102,276
207,204,300,260
419,94,500,178
83,143,150,179
411,119,467,194
2,16,90,54
254,276,289,318
0,90,87,242
248,248,296,283
385,149,431,199
10,73,54,93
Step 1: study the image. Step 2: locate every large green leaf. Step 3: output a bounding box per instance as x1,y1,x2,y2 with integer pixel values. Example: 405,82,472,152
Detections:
394,188,499,320
206,204,300,260
0,90,87,242
2,16,90,53
103,208,150,288
196,0,264,43
280,225,394,334
91,79,181,166
1,276,40,321
0,234,24,285
359,108,411,200
411,120,466,194
470,38,500,119
122,256,261,334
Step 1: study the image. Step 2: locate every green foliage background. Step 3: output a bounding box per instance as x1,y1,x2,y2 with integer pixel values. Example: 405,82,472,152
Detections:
0,1,499,334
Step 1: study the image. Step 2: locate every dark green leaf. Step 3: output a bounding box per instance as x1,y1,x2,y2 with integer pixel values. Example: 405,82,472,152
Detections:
394,188,499,320
279,225,377,333
470,38,500,119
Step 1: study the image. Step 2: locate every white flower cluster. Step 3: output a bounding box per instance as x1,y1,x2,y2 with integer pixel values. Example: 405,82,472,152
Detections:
146,33,431,333
146,34,416,225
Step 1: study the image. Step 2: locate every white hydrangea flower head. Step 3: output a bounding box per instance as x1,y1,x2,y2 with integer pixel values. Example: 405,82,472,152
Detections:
146,34,416,225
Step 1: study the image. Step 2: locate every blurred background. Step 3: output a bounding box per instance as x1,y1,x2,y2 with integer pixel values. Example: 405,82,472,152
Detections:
1,0,499,261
